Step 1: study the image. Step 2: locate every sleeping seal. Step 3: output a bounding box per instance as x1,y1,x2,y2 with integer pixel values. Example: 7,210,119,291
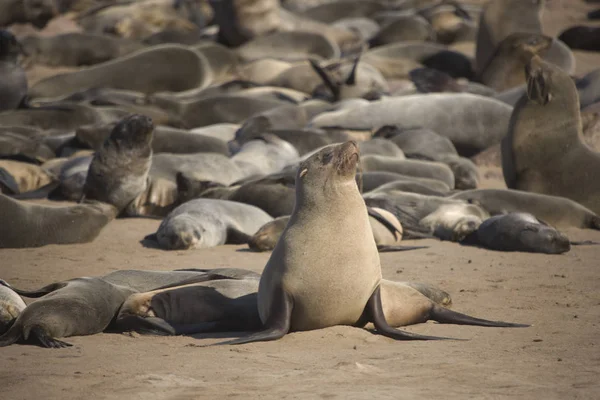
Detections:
461,213,571,254
210,142,527,345
0,194,117,248
0,282,26,334
150,198,273,250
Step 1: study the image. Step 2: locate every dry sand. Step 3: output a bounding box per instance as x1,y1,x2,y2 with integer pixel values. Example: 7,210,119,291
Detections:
2,1,600,399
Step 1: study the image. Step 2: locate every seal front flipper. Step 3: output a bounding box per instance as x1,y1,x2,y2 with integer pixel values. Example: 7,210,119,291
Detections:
207,284,293,346
226,227,253,245
429,305,529,328
376,245,429,253
366,285,457,341
30,327,73,348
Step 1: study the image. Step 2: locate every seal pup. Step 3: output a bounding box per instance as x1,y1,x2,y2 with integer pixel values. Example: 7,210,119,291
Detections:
501,56,600,215
0,30,28,112
81,114,154,214
461,213,571,254
0,194,117,248
0,282,26,334
419,203,490,242
449,189,600,230
0,277,136,348
211,142,526,345
149,198,273,250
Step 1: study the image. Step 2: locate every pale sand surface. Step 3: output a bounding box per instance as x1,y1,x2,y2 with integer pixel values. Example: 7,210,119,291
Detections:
2,1,600,399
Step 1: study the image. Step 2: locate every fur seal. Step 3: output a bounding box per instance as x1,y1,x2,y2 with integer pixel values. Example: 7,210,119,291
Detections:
361,155,455,189
501,56,600,215
370,15,435,46
211,142,526,345
360,171,451,194
235,31,340,62
0,277,136,348
474,0,575,75
20,33,144,67
115,277,455,336
0,282,26,334
81,114,154,214
178,177,296,218
309,94,513,157
0,131,55,163
0,194,116,248
419,203,490,242
29,45,212,100
374,125,479,189
558,26,600,52
0,30,28,112
461,212,571,254
150,198,273,250
478,32,553,92
76,123,229,155
449,189,600,230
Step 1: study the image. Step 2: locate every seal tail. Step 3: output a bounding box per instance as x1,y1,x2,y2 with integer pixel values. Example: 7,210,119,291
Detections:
430,305,529,328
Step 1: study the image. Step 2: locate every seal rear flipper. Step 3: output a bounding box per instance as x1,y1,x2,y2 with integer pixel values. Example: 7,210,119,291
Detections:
206,285,293,346
429,305,529,328
366,285,457,341
0,281,68,298
377,245,429,252
30,327,73,348
226,227,253,245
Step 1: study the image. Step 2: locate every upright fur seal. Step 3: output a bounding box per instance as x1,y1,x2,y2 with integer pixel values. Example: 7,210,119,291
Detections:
502,56,600,215
0,194,117,248
0,30,28,112
212,142,526,345
81,114,154,214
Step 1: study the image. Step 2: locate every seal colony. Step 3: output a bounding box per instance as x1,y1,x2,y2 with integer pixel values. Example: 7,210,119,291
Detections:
0,0,599,353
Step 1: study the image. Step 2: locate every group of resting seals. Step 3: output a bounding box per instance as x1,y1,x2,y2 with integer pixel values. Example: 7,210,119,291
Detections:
0,142,528,349
1,0,600,348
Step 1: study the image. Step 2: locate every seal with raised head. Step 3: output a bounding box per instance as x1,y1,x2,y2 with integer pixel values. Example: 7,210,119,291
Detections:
0,194,117,248
210,142,527,345
0,30,28,112
502,56,600,215
80,114,154,214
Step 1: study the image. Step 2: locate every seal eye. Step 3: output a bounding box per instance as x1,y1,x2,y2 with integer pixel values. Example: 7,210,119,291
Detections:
322,152,334,165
